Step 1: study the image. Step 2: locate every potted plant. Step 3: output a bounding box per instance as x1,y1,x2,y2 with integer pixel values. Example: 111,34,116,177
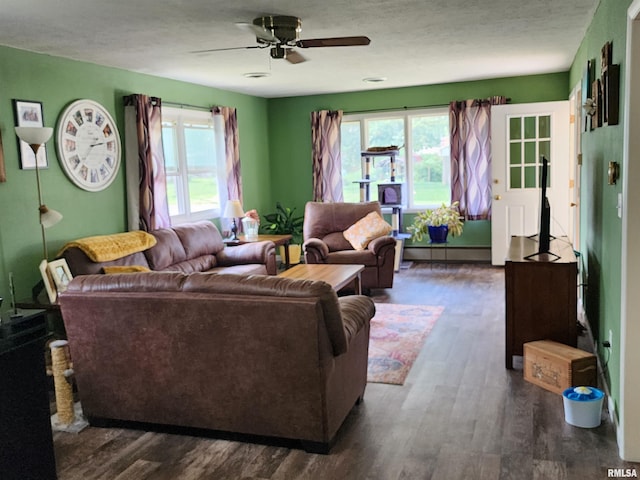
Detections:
408,201,463,244
261,202,304,264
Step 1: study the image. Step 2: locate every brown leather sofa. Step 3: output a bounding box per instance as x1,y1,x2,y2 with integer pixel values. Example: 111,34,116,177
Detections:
303,201,396,289
60,220,277,276
58,271,375,453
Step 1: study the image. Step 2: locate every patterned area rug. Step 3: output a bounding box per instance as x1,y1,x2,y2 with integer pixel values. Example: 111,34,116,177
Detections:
367,303,444,385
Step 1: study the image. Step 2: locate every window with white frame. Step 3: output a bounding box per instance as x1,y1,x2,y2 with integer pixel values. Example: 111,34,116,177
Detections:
161,107,223,224
341,108,451,210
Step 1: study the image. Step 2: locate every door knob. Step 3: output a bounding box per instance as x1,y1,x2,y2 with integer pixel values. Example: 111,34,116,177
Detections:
494,195,502,200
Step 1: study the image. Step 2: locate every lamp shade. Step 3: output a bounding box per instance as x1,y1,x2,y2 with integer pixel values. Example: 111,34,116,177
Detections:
15,126,53,146
40,206,63,228
223,200,244,218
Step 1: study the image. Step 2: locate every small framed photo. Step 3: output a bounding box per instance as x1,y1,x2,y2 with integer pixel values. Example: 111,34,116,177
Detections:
12,99,48,169
47,259,73,295
39,260,58,304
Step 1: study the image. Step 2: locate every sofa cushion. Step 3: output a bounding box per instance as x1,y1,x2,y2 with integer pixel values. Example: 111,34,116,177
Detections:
322,232,353,252
61,248,151,276
145,228,188,270
207,264,268,275
102,265,151,274
303,201,384,240
162,255,217,274
327,250,379,266
182,273,349,355
173,221,224,258
343,211,392,250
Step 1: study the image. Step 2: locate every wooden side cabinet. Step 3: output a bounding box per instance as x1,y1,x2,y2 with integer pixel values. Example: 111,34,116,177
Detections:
505,236,578,369
0,309,57,479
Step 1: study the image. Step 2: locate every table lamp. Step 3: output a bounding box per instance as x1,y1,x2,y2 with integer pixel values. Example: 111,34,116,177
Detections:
223,200,244,241
15,126,63,259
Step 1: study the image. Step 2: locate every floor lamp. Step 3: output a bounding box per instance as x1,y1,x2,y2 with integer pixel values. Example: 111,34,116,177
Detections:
14,126,63,260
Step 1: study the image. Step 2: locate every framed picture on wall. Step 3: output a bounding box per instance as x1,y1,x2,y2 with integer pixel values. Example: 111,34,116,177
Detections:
12,99,48,169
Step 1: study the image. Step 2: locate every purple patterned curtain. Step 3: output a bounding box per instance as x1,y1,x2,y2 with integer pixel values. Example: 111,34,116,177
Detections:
123,94,170,231
212,106,242,214
311,110,344,202
450,96,508,220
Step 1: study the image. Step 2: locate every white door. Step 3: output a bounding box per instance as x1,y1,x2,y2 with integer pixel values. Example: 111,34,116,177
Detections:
491,101,571,265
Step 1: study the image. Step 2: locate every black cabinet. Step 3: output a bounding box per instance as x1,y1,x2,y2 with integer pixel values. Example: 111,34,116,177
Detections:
1,309,57,479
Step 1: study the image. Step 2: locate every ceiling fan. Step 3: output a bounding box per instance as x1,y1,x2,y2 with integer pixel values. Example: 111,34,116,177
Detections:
193,15,370,64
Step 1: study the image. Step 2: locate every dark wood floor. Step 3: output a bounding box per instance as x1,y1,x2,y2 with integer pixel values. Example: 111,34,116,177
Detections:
53,263,640,479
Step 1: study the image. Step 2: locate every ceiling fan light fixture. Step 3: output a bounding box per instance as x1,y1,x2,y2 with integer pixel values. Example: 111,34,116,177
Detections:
197,15,370,66
243,72,271,79
363,76,387,84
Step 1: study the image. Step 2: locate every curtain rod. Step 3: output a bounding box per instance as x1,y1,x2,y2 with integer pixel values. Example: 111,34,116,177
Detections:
345,104,448,114
162,101,213,111
344,98,511,115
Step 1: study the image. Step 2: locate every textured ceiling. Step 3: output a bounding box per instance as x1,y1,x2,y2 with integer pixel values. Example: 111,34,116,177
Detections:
0,0,599,98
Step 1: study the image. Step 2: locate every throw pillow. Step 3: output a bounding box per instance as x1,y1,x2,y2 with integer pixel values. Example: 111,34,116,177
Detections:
102,265,151,274
343,211,392,250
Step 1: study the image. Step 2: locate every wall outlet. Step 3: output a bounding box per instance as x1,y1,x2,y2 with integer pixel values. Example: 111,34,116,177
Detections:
608,329,614,350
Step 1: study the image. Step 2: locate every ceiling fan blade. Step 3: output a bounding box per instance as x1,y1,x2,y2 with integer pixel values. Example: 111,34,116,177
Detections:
285,49,306,64
296,36,371,48
190,45,263,54
235,22,278,43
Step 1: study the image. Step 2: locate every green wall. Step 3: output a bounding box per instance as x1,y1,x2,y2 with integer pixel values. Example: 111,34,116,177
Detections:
0,45,271,300
0,45,572,303
569,0,632,415
266,73,569,247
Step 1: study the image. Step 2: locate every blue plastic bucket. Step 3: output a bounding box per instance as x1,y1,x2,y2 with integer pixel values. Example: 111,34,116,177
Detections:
562,386,604,428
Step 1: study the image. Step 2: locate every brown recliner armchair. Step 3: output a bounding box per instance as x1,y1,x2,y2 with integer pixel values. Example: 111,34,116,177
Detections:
303,201,396,289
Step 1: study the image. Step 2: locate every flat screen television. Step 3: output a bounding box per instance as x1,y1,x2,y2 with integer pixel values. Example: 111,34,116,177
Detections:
525,155,557,260
538,155,551,254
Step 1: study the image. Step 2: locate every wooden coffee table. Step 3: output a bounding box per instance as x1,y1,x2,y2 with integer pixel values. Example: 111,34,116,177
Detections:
278,264,365,295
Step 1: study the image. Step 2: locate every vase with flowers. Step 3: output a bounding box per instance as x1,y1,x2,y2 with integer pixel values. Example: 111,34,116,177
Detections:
408,201,464,244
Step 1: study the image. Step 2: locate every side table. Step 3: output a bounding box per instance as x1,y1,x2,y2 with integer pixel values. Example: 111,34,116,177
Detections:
16,295,65,339
392,233,411,272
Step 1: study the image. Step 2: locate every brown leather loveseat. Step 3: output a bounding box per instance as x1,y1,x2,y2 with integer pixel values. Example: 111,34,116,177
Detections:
58,271,375,453
303,201,396,289
59,220,277,276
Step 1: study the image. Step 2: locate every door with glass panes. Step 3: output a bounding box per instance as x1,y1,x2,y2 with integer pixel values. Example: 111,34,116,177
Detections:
490,102,570,265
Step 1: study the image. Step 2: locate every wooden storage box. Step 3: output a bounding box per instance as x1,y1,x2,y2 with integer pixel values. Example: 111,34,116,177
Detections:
523,340,597,394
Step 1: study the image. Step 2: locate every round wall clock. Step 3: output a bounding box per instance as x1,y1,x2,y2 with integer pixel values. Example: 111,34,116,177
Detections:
56,99,121,192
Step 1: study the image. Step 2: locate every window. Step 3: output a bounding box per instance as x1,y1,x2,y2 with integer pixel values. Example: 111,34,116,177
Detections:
341,108,451,210
508,114,551,189
161,107,222,224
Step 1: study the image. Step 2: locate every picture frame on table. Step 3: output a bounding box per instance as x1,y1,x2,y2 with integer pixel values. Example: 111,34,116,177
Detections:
47,259,73,295
39,260,58,304
12,99,48,169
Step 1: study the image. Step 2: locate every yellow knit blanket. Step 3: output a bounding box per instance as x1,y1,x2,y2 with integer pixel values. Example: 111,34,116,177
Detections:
58,231,157,262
